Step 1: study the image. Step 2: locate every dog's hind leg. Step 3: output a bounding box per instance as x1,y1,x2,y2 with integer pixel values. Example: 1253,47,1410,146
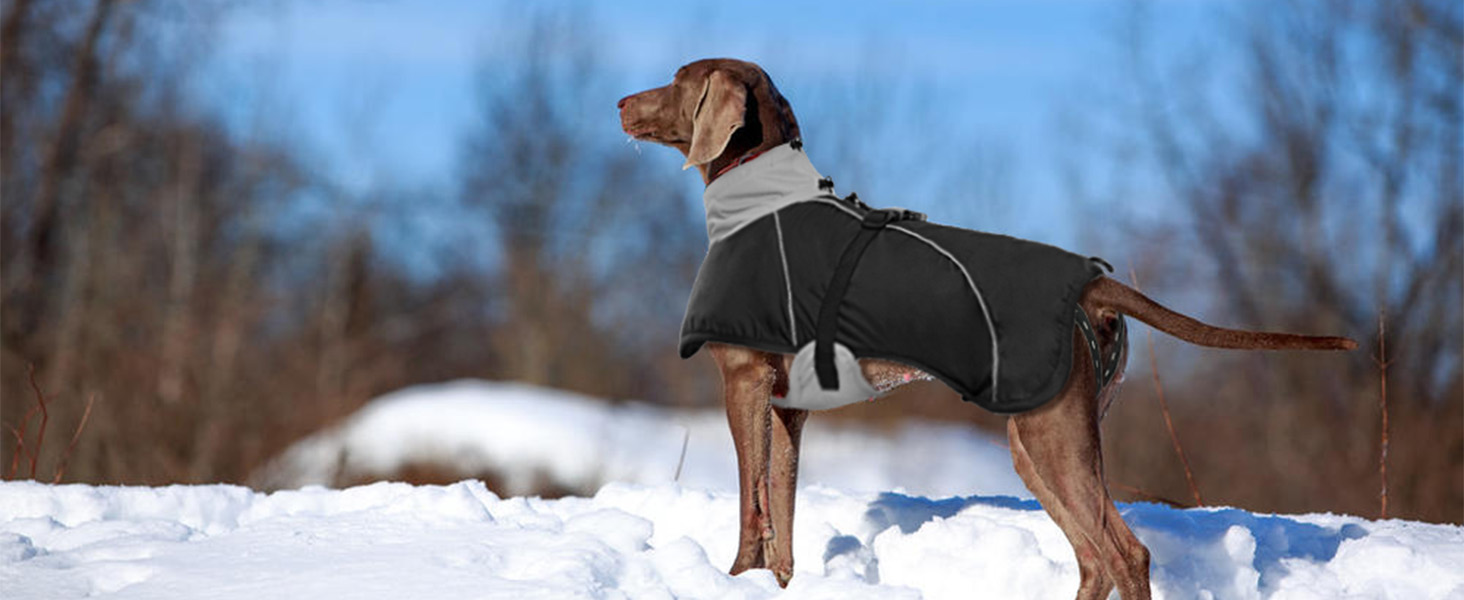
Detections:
1008,418,1114,600
709,344,778,577
1009,330,1151,599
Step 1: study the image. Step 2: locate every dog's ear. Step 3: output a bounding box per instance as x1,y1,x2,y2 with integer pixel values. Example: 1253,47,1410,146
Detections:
685,69,746,170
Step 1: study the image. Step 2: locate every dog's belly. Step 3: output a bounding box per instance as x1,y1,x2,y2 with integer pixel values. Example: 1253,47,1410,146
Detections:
858,358,935,394
765,351,931,401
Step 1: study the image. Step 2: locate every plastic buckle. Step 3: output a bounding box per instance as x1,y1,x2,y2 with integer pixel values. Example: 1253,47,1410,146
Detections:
861,208,925,229
862,209,898,229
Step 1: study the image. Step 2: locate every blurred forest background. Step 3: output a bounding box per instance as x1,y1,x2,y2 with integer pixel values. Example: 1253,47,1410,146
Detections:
1,0,1459,523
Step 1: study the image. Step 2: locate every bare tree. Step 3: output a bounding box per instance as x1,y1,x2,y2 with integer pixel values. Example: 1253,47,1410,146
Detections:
457,6,703,402
0,0,382,484
1086,0,1461,522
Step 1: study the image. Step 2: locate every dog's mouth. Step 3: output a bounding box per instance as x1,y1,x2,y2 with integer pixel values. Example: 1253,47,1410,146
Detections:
622,124,682,145
619,114,651,138
620,110,676,143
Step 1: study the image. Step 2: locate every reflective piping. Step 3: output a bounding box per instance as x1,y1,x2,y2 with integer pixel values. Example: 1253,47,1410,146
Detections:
810,196,862,219
773,211,798,346
1075,307,1102,388
887,224,1001,403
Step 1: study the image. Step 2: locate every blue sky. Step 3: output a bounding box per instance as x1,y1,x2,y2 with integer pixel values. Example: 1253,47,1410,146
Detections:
207,0,1221,248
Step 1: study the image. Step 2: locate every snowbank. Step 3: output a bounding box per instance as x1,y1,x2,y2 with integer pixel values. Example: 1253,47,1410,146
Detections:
250,379,1028,499
8,381,1460,597
2,480,1460,599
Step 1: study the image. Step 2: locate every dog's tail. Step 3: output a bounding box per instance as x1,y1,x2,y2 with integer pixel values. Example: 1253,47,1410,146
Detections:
1088,277,1358,351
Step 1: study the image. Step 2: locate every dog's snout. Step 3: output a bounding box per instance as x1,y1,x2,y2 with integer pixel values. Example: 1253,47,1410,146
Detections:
618,92,648,112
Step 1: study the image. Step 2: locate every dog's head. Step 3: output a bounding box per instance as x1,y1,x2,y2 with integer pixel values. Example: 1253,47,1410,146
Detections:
618,58,799,181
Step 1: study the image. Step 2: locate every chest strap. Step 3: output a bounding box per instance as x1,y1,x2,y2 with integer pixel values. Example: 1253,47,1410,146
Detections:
814,207,926,390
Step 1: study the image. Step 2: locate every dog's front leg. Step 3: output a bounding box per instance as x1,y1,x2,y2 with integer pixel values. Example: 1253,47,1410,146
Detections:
765,403,807,586
709,344,777,577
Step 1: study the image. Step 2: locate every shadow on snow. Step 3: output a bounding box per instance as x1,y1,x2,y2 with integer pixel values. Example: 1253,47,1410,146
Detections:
827,491,1367,595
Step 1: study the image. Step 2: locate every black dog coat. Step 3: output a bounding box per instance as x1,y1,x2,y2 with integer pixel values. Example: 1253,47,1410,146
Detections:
680,142,1118,414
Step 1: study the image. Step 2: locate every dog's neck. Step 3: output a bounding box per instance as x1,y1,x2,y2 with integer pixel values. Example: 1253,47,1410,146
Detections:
712,147,773,179
701,141,830,245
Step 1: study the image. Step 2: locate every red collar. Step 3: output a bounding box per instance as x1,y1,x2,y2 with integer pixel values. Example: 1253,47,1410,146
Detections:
713,148,770,178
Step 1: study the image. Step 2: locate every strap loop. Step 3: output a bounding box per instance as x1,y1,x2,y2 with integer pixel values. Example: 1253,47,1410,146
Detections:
1074,307,1126,390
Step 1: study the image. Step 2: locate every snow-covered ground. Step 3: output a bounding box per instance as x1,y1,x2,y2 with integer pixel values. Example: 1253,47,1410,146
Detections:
3,480,1461,599
3,380,1461,599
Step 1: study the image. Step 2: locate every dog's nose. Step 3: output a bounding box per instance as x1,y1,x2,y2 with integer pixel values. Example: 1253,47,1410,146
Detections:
617,95,630,110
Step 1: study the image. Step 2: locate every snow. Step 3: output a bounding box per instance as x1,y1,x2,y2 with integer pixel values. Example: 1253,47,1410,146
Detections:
249,379,1029,499
4,380,1462,599
3,480,1462,599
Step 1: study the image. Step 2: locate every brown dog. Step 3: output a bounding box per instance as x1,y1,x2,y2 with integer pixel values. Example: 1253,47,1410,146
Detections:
618,58,1356,600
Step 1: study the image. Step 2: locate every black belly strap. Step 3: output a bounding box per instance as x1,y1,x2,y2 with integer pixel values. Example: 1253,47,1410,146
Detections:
814,207,926,390
1073,307,1125,389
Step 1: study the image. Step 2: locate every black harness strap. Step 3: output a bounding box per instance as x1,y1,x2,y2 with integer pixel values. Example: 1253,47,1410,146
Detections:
814,208,924,390
1073,307,1126,390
